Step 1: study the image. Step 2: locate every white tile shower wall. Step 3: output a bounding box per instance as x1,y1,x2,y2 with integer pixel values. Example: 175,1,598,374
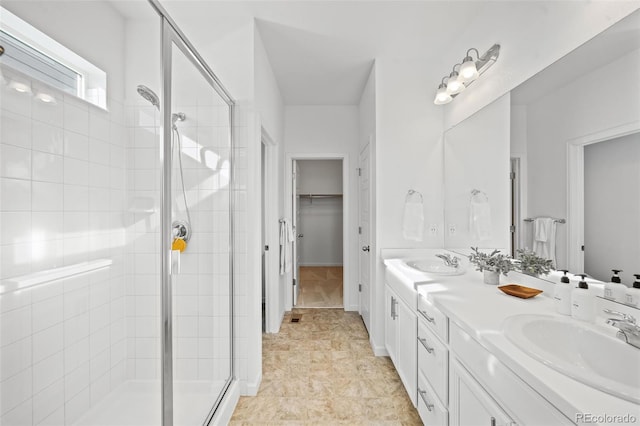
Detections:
124,100,234,383
124,103,161,381
0,76,128,425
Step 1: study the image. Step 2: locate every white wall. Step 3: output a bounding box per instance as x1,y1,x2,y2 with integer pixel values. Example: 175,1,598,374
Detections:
525,49,640,269
584,134,640,284
297,160,343,266
284,106,359,310
443,94,511,251
253,24,285,343
442,2,640,130
369,57,444,353
297,159,342,194
358,66,376,155
160,4,253,104
0,2,128,424
254,26,284,146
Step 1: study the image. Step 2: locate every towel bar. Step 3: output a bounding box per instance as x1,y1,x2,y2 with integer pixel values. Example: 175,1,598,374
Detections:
524,217,566,224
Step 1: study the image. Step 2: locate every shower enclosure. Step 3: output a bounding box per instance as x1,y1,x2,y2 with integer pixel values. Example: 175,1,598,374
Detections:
0,1,236,425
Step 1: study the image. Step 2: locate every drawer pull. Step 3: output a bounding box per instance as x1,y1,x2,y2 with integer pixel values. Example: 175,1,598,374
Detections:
391,297,398,320
418,309,436,324
417,337,434,354
418,387,434,412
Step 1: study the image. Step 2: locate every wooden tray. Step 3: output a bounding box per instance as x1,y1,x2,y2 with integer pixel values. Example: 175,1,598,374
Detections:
498,284,543,299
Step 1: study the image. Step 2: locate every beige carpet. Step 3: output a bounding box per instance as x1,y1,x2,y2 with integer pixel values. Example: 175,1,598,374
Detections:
230,309,421,425
296,266,343,308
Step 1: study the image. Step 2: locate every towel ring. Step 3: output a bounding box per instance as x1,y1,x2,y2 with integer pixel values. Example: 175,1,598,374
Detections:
470,189,488,201
406,189,423,202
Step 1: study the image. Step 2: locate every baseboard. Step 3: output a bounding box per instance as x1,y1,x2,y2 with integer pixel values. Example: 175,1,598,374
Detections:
372,341,388,357
299,263,344,267
345,303,359,312
241,372,262,396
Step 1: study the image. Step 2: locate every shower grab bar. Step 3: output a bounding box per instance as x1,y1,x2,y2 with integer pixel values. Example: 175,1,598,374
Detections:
1,259,113,295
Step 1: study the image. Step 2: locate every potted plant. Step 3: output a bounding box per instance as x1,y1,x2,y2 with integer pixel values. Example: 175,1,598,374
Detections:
468,247,515,285
515,249,554,277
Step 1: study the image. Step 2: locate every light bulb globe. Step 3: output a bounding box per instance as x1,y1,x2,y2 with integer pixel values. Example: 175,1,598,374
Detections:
459,57,479,82
434,84,452,105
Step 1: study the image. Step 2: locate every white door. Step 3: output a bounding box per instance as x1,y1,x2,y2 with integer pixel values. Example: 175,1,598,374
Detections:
358,143,371,332
292,160,301,306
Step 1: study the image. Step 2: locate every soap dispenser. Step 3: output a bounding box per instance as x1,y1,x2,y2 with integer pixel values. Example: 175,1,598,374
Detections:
625,274,640,307
554,269,572,315
604,269,627,302
571,274,594,322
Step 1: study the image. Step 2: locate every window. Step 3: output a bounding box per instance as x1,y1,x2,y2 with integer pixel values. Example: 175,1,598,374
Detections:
0,6,107,109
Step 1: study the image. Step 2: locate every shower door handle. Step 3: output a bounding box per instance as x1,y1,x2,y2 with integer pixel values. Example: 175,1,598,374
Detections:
171,250,181,275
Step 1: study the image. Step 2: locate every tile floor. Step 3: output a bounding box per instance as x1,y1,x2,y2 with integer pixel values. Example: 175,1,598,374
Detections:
297,266,344,308
230,309,422,425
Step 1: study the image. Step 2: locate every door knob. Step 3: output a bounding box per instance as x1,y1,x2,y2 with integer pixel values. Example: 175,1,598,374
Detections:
362,245,370,252
297,234,303,238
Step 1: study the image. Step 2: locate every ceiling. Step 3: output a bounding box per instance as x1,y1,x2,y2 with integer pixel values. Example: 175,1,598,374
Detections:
110,0,486,105
109,1,638,106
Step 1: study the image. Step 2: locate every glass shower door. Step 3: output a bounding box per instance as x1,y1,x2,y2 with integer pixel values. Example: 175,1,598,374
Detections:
161,20,233,426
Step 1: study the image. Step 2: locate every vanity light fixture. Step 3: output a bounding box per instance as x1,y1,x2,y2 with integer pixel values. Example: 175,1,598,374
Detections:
434,43,500,105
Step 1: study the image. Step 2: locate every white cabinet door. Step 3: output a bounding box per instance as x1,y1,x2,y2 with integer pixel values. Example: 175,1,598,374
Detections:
450,359,514,426
397,297,417,406
384,284,398,364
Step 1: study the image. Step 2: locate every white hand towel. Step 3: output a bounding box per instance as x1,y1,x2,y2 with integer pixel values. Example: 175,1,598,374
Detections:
532,218,557,266
284,222,293,273
469,200,492,241
534,217,552,242
279,219,294,275
403,201,424,242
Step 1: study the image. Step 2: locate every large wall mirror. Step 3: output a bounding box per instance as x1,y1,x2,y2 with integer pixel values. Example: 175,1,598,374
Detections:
445,9,640,286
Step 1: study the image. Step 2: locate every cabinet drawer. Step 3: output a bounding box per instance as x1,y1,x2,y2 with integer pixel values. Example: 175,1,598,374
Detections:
418,319,448,406
417,370,448,426
417,293,448,343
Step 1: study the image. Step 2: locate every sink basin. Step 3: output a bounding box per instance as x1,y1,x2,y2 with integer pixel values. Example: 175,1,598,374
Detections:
503,314,640,403
404,259,466,276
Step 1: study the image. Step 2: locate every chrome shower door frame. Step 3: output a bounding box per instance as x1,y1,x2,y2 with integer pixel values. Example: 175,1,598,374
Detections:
149,1,236,425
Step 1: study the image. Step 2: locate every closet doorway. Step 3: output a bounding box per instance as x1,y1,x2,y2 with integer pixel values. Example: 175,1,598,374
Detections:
292,159,344,308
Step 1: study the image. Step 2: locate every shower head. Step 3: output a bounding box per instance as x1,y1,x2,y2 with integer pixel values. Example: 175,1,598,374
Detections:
137,85,159,109
172,112,186,125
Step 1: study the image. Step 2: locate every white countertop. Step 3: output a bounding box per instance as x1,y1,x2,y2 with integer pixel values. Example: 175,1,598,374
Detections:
382,249,640,425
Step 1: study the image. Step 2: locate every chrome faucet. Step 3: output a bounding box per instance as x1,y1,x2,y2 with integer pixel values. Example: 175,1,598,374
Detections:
435,253,460,268
604,309,640,349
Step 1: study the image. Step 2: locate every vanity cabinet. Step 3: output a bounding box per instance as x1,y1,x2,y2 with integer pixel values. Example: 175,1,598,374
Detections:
450,359,514,426
384,283,417,406
449,321,574,426
416,294,449,425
